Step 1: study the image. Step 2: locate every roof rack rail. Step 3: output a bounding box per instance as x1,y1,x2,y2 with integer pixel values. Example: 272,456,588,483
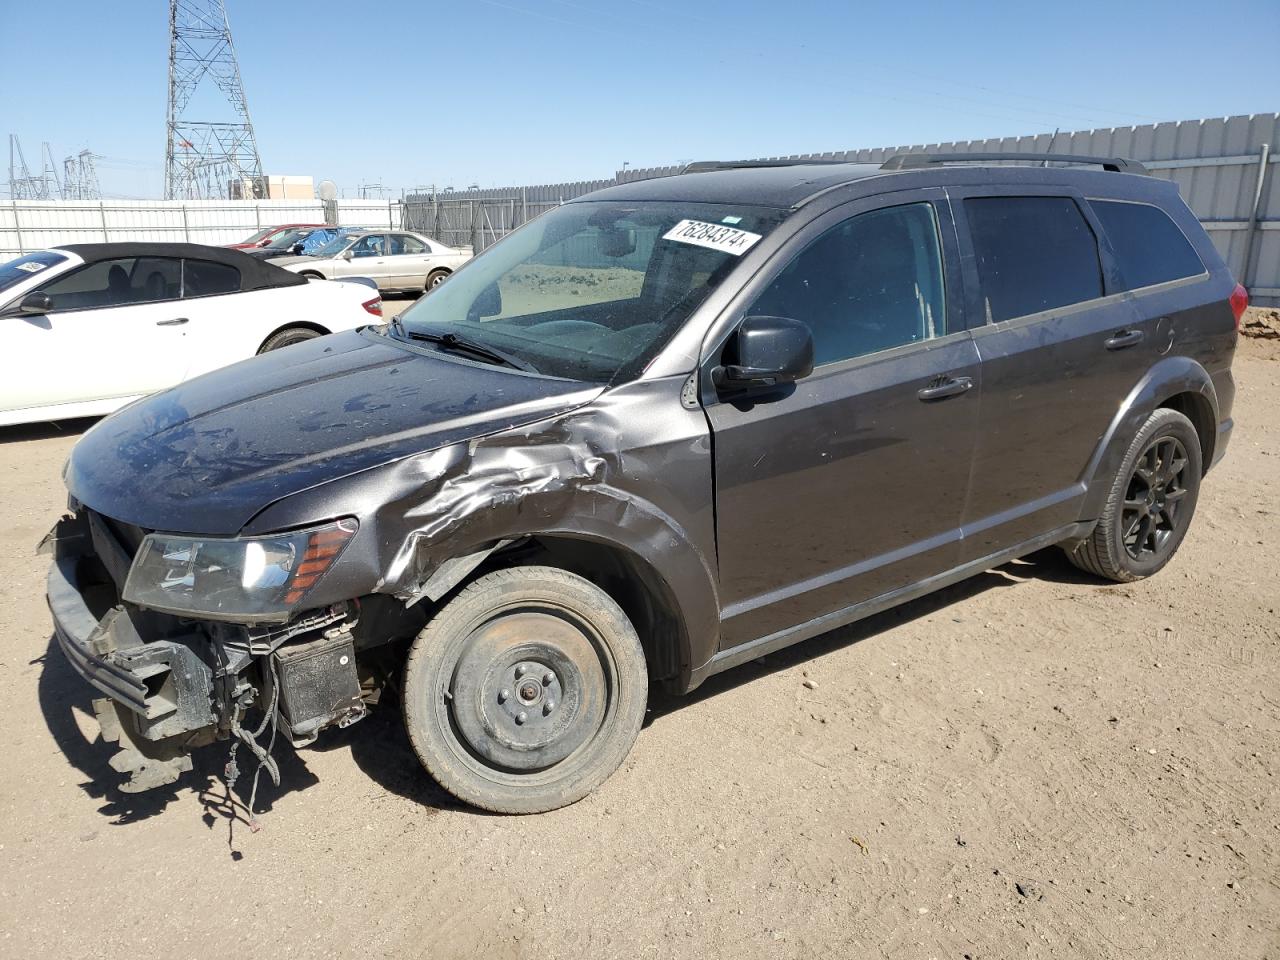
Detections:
681,158,863,174
879,153,1148,175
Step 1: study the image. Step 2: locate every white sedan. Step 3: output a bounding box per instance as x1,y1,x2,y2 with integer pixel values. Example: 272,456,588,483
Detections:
0,242,383,426
270,229,471,295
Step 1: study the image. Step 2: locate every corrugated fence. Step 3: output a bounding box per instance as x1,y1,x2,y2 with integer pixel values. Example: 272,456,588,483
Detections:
4,115,1276,304
403,113,1280,305
0,198,402,256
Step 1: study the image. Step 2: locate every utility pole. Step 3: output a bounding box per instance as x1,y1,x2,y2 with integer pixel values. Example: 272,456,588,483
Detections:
164,0,264,199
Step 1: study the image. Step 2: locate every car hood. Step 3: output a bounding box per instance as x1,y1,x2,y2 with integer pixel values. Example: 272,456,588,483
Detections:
266,254,320,267
66,330,602,535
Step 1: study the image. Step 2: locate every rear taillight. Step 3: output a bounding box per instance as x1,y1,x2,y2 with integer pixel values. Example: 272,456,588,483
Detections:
362,296,382,316
1229,283,1248,330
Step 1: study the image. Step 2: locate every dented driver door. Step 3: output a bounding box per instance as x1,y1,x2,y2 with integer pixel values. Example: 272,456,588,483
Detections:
704,191,981,650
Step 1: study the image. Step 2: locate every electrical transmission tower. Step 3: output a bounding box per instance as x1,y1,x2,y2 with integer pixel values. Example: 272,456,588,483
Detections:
8,135,61,199
164,0,264,200
62,151,102,200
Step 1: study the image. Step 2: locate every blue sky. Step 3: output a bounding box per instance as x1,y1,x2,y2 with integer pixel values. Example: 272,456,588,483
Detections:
3,0,1277,199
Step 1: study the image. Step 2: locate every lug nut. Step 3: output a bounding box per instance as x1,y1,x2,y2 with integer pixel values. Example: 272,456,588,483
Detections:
543,700,555,715
542,671,555,686
498,688,510,704
515,711,528,725
514,664,528,679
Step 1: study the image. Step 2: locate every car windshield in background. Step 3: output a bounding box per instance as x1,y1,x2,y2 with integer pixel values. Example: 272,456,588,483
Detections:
310,233,358,258
0,251,68,294
393,201,786,383
263,228,307,249
240,227,275,245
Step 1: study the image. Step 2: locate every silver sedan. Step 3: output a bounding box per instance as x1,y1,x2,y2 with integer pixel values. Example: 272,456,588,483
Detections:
272,230,471,294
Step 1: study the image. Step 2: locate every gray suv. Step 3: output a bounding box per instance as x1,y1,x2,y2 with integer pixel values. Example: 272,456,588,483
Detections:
45,153,1243,814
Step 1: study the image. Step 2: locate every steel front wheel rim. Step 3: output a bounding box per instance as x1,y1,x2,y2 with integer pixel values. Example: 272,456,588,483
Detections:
1121,435,1190,561
435,602,618,785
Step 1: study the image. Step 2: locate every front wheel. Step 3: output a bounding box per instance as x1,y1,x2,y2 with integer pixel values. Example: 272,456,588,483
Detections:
402,566,648,813
1064,408,1202,581
259,326,322,353
424,269,450,292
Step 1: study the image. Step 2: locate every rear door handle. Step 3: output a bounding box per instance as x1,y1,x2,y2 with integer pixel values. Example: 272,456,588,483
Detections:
156,317,189,326
917,375,973,402
1104,329,1144,350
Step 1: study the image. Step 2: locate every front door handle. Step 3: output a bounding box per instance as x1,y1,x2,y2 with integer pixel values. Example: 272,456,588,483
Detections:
156,317,189,326
917,375,973,402
1104,329,1144,350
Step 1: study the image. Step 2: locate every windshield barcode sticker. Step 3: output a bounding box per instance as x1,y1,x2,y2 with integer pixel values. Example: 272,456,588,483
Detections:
662,219,762,256
15,262,48,273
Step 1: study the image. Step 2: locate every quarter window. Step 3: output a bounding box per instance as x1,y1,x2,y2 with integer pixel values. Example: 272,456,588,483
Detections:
749,202,947,365
1090,199,1204,290
183,260,240,297
964,197,1103,323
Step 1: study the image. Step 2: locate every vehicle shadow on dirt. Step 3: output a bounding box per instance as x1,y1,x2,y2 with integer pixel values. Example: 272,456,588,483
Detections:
36,547,1100,834
0,417,99,444
646,547,1100,720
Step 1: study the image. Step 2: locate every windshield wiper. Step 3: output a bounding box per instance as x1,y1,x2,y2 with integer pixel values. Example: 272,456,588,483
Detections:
395,327,539,373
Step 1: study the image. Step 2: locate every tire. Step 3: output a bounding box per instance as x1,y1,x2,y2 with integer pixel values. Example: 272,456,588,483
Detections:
1064,408,1202,582
424,269,450,292
402,566,647,814
299,271,326,281
259,327,322,353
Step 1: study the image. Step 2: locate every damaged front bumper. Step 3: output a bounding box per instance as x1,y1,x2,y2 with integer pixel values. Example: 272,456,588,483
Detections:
43,511,368,793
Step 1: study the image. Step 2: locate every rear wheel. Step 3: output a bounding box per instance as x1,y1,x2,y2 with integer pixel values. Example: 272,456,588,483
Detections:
259,326,322,353
425,269,450,292
1064,408,1202,581
402,566,647,813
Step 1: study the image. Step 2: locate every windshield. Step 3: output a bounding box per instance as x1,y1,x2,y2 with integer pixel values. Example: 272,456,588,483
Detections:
240,227,275,245
263,228,307,249
393,200,785,383
0,251,69,295
310,233,358,258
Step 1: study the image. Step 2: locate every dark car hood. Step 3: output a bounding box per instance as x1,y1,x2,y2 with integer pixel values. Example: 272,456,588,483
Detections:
66,330,601,535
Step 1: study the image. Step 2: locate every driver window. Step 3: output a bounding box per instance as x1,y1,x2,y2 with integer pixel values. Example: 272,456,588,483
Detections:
749,202,946,366
351,235,385,258
36,257,181,311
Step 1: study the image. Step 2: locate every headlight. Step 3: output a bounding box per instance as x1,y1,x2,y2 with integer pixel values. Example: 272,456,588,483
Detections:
122,519,358,622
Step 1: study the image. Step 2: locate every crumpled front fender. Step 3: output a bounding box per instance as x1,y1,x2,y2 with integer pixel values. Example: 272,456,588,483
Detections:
245,376,722,687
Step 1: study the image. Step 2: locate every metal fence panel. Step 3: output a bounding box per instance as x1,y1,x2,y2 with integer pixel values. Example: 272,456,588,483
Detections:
5,114,1277,301
413,113,1277,302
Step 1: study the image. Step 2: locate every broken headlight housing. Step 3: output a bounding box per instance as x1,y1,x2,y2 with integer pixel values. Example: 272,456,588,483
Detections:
122,519,358,623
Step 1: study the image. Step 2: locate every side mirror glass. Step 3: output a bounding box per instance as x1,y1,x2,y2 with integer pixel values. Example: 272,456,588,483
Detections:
468,282,502,320
19,291,53,315
714,315,814,390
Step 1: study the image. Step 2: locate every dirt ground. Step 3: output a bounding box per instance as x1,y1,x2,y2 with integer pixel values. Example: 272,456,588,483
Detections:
0,312,1277,960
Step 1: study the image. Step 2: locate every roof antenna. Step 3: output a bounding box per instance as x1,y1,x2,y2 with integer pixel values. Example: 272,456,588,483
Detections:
1044,128,1061,167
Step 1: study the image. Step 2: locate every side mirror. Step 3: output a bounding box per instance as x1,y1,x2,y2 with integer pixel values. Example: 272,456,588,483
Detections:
291,243,304,255
341,250,355,261
468,282,502,320
714,315,814,390
19,292,53,315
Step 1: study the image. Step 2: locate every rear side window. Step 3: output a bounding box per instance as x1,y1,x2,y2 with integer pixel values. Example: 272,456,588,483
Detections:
183,260,240,298
1090,200,1204,290
964,197,1103,323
